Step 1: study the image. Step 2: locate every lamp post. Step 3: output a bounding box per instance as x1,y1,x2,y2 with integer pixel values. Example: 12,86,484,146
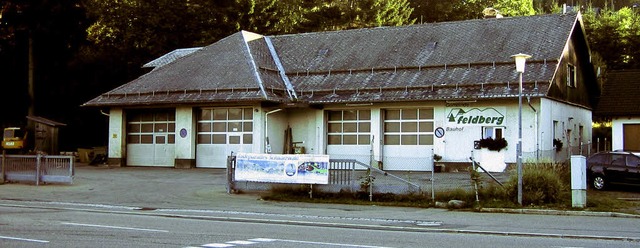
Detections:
512,53,531,206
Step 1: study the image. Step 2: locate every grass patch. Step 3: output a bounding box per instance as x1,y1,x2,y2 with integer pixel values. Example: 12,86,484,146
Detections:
264,184,433,208
259,162,640,214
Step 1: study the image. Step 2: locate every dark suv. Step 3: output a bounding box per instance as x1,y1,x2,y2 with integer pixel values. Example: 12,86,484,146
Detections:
587,151,640,190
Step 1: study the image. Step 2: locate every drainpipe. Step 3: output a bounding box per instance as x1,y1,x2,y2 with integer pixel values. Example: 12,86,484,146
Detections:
265,109,283,153
527,96,539,160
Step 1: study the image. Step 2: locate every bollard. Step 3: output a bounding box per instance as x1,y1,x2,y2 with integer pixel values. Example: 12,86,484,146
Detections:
570,155,587,208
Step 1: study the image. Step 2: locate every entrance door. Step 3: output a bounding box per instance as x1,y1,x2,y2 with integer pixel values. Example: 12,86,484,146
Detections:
154,134,173,166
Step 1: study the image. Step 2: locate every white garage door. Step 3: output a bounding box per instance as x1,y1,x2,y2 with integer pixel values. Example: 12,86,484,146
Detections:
197,107,253,168
382,108,434,171
126,110,176,167
326,110,372,165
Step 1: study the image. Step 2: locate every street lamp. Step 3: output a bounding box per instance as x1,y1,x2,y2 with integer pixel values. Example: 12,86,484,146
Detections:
512,53,531,206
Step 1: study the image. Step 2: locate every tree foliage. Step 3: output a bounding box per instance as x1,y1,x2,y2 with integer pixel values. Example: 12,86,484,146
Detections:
583,6,640,70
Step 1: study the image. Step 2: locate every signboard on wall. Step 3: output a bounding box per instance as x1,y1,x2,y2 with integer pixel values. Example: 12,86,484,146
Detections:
446,107,506,126
235,153,329,184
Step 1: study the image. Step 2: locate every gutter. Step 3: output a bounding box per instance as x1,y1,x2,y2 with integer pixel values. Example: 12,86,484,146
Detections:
527,96,539,159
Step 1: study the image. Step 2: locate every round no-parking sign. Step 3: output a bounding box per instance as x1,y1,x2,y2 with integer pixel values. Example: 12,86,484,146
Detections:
434,127,445,138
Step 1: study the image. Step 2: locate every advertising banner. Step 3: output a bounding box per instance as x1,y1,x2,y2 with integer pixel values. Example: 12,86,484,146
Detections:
235,153,329,184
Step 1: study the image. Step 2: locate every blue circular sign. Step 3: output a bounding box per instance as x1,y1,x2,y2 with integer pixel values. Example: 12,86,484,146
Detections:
434,127,445,138
180,128,188,138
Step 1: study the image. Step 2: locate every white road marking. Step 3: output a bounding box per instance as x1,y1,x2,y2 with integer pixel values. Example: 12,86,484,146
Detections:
201,243,235,247
248,238,277,242
276,239,394,248
61,222,169,233
0,235,49,243
227,240,258,245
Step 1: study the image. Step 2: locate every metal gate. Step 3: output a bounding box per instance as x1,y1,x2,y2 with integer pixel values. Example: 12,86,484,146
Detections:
1,154,74,185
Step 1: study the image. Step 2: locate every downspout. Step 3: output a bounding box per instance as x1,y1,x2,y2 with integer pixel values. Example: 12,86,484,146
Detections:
527,96,539,160
265,109,283,153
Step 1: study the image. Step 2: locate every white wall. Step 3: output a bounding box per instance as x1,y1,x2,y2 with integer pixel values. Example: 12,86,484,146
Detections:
539,98,592,155
175,106,195,160
108,108,125,159
611,117,640,150
287,108,322,154
437,98,592,164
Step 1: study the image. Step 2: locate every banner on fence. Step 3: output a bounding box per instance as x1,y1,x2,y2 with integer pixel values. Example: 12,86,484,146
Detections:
235,153,329,184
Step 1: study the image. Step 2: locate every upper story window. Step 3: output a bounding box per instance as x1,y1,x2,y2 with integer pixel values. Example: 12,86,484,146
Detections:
567,64,577,88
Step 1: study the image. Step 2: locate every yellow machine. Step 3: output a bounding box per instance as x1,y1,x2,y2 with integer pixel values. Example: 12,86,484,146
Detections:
2,127,28,150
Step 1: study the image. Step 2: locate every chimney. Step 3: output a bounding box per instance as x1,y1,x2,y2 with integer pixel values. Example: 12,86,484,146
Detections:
482,8,503,19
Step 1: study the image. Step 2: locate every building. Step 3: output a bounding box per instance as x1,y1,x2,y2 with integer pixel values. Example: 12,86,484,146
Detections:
594,70,640,152
83,13,599,171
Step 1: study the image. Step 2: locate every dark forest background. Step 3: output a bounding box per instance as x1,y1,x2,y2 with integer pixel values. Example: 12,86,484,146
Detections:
0,0,636,151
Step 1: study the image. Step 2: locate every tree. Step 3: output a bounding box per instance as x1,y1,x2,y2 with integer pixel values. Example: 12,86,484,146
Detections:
409,0,535,23
583,6,640,70
495,0,536,16
295,0,414,32
0,0,87,125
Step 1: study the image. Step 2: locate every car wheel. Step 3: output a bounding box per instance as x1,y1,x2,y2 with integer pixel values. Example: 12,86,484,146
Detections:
592,175,606,190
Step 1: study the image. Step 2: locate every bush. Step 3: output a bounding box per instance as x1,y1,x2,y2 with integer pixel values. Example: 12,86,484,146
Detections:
505,165,568,206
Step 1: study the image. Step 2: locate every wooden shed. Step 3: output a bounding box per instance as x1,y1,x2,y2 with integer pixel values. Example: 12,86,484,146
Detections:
26,116,66,155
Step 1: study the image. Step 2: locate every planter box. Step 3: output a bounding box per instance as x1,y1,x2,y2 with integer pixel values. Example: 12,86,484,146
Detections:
478,148,506,172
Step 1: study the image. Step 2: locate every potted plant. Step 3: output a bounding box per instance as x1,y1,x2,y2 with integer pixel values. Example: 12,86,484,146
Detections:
478,137,508,151
433,154,444,172
553,138,563,152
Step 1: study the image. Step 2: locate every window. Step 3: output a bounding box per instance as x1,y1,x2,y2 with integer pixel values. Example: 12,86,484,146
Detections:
127,110,175,144
626,155,640,168
567,64,576,88
483,126,504,139
327,110,371,145
198,108,253,144
383,109,434,145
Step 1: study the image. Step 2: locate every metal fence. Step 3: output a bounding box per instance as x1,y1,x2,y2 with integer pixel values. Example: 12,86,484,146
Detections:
225,144,596,200
1,154,75,185
226,155,423,194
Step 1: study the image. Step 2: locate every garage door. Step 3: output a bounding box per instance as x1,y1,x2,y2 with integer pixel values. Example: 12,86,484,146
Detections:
382,108,434,171
126,110,176,167
326,109,371,164
623,124,640,151
197,107,253,168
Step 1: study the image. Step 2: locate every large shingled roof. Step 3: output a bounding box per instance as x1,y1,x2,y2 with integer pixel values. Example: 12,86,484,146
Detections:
595,70,640,117
84,13,582,107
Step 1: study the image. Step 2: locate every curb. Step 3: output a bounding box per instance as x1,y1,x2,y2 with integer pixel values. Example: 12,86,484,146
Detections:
480,208,640,218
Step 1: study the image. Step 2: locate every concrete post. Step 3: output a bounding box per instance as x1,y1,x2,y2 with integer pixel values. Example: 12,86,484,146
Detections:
570,155,587,208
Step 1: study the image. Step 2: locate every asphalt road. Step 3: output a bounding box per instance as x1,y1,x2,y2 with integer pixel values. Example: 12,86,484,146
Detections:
1,204,639,248
1,164,640,247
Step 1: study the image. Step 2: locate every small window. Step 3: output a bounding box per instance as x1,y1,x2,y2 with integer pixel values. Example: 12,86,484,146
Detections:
567,64,576,88
483,126,504,139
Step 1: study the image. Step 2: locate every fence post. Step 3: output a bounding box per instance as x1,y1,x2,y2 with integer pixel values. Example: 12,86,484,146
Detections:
431,148,435,203
1,150,5,185
226,155,235,194
36,153,41,186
